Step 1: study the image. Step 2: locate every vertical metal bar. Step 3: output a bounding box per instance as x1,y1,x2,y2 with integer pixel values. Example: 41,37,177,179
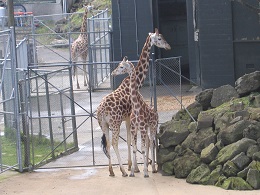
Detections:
10,27,23,172
44,74,55,159
179,57,182,109
59,90,67,151
18,80,30,169
35,76,42,137
68,67,78,148
88,75,95,165
27,69,35,167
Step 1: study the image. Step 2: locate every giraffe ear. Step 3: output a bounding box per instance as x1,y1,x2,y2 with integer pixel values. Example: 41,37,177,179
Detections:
123,56,128,62
155,28,159,35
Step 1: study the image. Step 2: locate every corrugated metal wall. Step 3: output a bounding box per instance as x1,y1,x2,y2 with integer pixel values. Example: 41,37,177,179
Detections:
232,0,260,79
195,0,235,89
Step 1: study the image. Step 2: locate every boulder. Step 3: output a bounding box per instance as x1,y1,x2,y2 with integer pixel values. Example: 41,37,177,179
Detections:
174,101,202,121
217,177,253,190
217,120,252,145
222,160,239,177
186,164,211,184
231,152,251,170
197,112,214,130
157,151,177,165
182,127,216,153
247,107,260,121
195,88,213,110
207,165,223,185
243,122,260,141
214,112,234,133
161,161,175,175
252,151,260,161
158,120,190,147
216,138,256,164
235,71,260,96
210,85,239,108
246,145,259,158
246,168,260,189
188,121,198,133
200,143,219,164
173,149,201,178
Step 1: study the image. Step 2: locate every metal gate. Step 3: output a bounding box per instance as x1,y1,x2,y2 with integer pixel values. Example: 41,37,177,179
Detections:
0,28,23,173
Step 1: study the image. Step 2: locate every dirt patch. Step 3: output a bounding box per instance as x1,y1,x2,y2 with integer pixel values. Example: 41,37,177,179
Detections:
145,95,196,111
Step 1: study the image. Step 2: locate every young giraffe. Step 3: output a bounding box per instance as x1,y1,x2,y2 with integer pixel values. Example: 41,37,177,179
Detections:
111,57,158,177
71,5,92,89
98,28,171,177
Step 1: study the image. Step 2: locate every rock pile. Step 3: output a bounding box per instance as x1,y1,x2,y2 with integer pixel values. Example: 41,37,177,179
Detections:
157,71,260,190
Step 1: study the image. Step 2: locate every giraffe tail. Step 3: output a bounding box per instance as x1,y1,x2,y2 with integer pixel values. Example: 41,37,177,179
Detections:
101,134,110,159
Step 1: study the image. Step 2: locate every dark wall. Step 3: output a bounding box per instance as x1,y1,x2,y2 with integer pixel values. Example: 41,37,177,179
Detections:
111,0,153,61
186,0,198,84
111,0,153,88
197,0,235,89
232,0,260,79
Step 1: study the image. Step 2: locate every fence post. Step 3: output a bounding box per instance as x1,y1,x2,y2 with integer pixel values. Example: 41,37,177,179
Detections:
10,27,23,172
18,80,31,169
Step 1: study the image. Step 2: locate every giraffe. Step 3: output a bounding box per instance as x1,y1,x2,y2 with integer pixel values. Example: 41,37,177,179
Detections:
111,57,158,177
71,5,92,89
98,28,171,177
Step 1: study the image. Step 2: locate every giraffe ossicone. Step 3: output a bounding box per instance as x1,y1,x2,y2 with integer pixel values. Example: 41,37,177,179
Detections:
97,28,171,177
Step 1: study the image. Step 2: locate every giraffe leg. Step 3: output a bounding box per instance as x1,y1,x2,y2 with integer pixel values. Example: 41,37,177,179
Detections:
75,66,80,89
150,129,157,173
112,129,128,177
101,124,115,176
129,127,137,177
82,57,89,88
141,129,149,178
125,118,138,172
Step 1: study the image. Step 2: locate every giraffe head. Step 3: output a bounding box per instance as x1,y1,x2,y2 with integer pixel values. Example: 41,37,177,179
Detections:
149,28,171,50
111,56,134,76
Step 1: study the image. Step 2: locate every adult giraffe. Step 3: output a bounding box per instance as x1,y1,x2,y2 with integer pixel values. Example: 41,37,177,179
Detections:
111,57,159,178
71,5,92,89
97,28,171,177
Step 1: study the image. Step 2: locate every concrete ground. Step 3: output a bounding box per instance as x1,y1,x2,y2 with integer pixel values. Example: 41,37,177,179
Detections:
0,166,259,195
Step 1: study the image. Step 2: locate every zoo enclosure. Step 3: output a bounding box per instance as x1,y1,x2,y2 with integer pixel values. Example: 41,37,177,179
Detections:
0,11,199,174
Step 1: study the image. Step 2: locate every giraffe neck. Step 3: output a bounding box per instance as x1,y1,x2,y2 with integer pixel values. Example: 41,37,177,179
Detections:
80,8,88,34
129,66,139,110
135,35,152,89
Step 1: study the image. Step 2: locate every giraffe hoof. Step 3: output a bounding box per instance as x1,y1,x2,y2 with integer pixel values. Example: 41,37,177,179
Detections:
109,173,115,177
122,173,128,177
134,169,140,173
152,170,158,173
129,174,135,177
144,175,149,178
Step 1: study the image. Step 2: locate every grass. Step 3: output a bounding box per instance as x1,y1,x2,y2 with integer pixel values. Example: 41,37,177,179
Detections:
1,133,75,168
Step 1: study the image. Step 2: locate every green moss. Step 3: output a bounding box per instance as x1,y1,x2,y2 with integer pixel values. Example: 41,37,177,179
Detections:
220,177,253,190
204,96,251,118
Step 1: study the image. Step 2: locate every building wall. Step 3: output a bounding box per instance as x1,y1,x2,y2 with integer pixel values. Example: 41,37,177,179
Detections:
232,0,260,79
189,0,235,89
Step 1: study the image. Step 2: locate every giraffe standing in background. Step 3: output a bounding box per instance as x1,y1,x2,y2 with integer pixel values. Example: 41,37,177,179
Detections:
98,28,171,177
111,57,158,177
71,5,92,89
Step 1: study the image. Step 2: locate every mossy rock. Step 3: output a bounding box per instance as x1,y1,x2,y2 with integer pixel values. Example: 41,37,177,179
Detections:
186,164,211,184
218,177,253,190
